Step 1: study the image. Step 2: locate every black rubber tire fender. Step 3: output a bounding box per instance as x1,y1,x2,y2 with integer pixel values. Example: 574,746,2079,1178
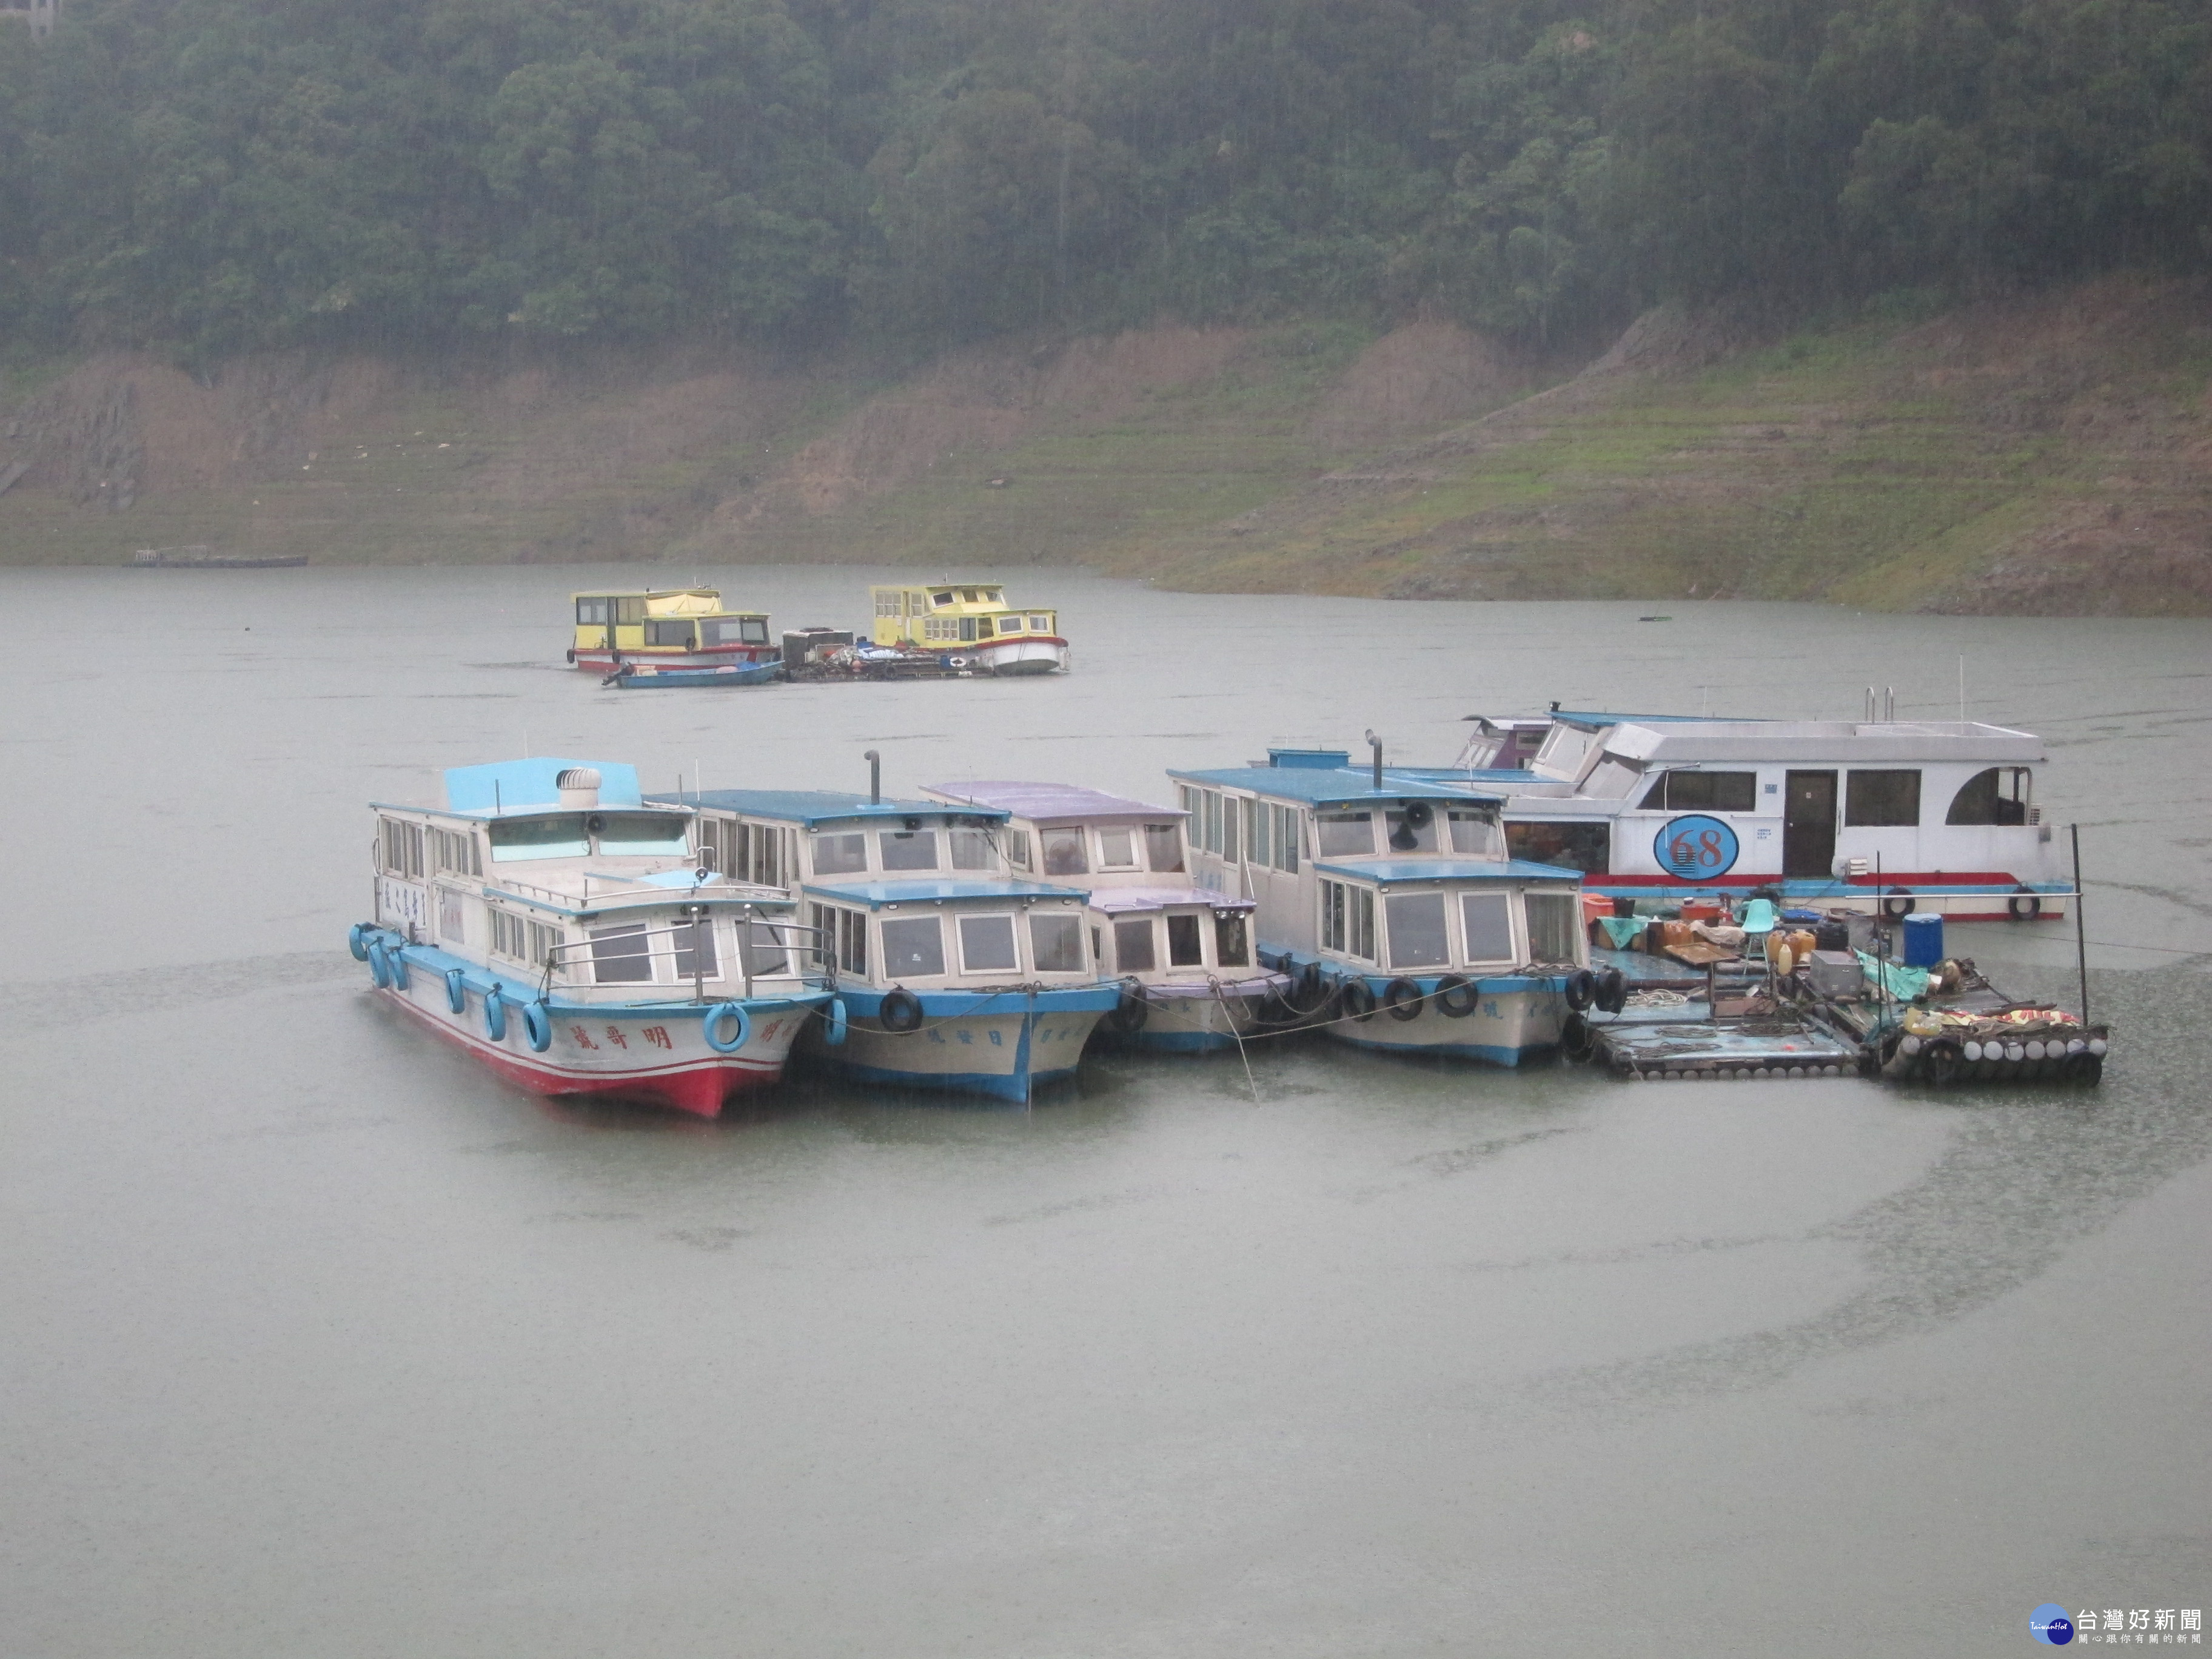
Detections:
1433,974,1478,1019
1595,966,1629,1014
1564,968,1598,1011
879,987,925,1033
1339,978,1377,1022
1882,886,1916,919
1107,984,1150,1034
2007,887,2042,920
1382,978,1424,1022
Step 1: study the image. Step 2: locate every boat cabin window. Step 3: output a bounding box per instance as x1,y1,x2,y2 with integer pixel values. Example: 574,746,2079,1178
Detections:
645,621,693,648
1385,893,1450,968
616,598,646,624
1447,809,1501,857
700,618,769,646
595,814,688,856
949,827,994,871
1165,913,1204,968
959,914,1018,973
880,830,939,871
960,588,980,602
739,918,789,976
1639,771,1757,813
1506,820,1610,874
1031,913,1084,972
1215,912,1250,968
974,617,994,638
1524,893,1580,965
1946,766,2032,825
1845,769,1922,827
1384,809,1438,853
1200,792,1224,856
1320,881,1376,960
577,597,613,625
1096,826,1138,869
932,591,954,607
811,905,867,976
1146,823,1185,873
489,816,589,862
984,589,1002,603
1114,919,1156,972
1221,797,1241,863
491,910,561,967
1316,811,1375,857
1248,802,1271,866
429,825,481,876
671,917,718,980
438,889,467,942
1004,829,1032,871
1461,893,1514,962
874,592,905,617
381,817,426,878
1041,827,1088,876
590,923,654,984
1267,805,1299,873
813,833,868,875
879,916,944,978
1028,614,1051,632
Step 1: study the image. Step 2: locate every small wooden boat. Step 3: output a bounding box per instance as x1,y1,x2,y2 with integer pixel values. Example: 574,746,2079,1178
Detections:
604,660,785,689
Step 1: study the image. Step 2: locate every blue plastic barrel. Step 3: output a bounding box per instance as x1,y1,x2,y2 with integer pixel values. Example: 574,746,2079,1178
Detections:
1902,911,1944,967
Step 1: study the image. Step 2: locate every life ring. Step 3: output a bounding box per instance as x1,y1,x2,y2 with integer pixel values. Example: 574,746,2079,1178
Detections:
1595,966,1628,1015
445,968,467,1014
824,996,848,1047
366,939,391,988
1564,968,1598,1011
483,987,508,1042
348,922,373,962
945,655,970,669
1434,973,1478,1019
1339,978,1377,1022
521,1000,553,1053
879,987,924,1034
703,1002,750,1053
1107,984,1150,1034
1882,886,1916,919
1382,977,1424,1022
2007,887,2042,920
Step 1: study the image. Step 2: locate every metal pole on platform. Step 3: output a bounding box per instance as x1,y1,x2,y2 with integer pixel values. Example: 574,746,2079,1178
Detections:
2071,823,2090,1024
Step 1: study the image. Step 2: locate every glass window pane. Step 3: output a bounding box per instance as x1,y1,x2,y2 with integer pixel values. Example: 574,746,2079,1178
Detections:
950,828,994,870
1447,810,1501,856
1461,893,1514,961
879,917,945,978
1030,913,1084,973
1276,806,1299,873
1165,914,1204,967
879,830,940,871
1250,802,1270,866
1004,830,1031,870
1846,769,1922,827
812,833,867,874
671,919,718,979
489,816,589,862
1524,893,1579,964
1383,811,1436,852
958,914,1018,973
1316,813,1373,856
1386,893,1450,968
1504,821,1611,874
739,919,788,976
591,923,654,984
1144,824,1184,873
1096,827,1136,867
595,813,688,855
1214,912,1250,967
1041,828,1088,876
1114,918,1156,973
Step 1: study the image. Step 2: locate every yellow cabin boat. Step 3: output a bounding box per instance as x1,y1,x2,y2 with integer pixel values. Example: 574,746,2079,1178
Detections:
868,583,1068,675
568,589,774,672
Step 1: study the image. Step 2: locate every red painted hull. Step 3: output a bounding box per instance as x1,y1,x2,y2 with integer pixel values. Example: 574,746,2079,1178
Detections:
572,645,777,673
382,988,778,1118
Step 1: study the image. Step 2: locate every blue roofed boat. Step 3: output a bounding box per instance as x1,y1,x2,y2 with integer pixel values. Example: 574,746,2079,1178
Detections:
1165,740,1601,1066
605,659,785,689
663,761,1118,1102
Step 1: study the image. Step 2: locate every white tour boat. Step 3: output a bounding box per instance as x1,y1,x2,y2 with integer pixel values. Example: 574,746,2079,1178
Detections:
1167,743,1595,1066
1447,709,2068,920
674,763,1117,1102
350,758,830,1117
919,780,1291,1053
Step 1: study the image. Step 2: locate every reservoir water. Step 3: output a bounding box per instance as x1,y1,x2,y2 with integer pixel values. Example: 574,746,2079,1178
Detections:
2,565,2207,1657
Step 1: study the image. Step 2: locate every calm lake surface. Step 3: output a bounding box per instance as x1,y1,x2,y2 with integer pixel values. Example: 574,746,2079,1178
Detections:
2,565,2207,1658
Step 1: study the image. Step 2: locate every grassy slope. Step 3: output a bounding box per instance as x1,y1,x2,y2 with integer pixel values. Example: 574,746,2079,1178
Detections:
2,279,2206,612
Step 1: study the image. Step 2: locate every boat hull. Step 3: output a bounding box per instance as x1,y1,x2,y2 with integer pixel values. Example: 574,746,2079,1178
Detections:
1101,976,1289,1054
572,645,779,674
608,662,784,689
974,637,1069,676
361,937,822,1118
802,985,1117,1102
1308,970,1571,1067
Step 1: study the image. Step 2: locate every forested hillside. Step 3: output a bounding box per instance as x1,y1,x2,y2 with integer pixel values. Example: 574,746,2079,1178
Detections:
0,0,2205,364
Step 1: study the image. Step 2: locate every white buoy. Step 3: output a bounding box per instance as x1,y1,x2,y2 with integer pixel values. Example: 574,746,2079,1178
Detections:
2005,1042,2026,1062
2088,1037,2108,1056
2025,1040,2046,1061
1963,1041,1983,1061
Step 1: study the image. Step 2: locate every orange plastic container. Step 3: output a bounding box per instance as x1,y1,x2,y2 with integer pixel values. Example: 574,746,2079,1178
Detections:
1581,892,1614,923
1680,899,1724,923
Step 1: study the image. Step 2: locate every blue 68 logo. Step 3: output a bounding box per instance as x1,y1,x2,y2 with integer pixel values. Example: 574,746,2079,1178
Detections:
1655,813,1741,880
2031,1604,2074,1645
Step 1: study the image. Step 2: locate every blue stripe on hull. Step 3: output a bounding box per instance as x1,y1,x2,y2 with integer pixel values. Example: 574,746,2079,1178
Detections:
818,1057,1082,1104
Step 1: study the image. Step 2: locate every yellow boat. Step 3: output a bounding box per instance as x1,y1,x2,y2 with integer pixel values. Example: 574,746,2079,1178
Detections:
867,582,1068,675
568,588,774,672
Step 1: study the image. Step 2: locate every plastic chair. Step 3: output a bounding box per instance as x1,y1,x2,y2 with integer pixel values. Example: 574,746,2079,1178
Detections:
1737,896,1778,942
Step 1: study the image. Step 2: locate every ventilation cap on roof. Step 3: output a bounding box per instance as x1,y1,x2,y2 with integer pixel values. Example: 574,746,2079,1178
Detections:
556,767,602,809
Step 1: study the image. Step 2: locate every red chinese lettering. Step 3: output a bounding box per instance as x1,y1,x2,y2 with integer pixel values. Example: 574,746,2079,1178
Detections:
569,1025,599,1050
642,1026,672,1050
604,1026,629,1050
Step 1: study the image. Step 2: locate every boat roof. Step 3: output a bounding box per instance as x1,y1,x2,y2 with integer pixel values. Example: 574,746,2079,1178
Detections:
1312,858,1586,886
921,780,1181,821
417,758,659,818
484,868,794,919
1595,719,2045,765
1168,764,1503,808
1087,885,1256,914
800,877,1089,911
671,789,1011,828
